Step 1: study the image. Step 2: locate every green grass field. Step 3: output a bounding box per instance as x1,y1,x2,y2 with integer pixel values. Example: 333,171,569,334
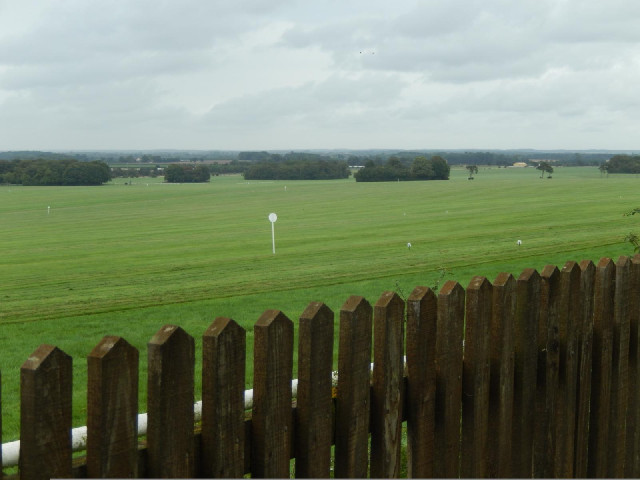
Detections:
1,166,638,441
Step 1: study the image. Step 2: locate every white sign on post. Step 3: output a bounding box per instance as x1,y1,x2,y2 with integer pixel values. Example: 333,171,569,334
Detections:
268,213,278,254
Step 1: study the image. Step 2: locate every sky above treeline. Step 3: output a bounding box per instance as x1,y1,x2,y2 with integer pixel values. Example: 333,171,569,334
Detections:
1,0,639,151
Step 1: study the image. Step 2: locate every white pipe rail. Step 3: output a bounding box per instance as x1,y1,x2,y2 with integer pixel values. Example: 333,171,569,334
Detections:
1,364,363,468
2,379,302,468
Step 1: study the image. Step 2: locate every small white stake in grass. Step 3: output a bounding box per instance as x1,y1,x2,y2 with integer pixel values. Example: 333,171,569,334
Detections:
47,206,50,215
517,239,522,246
268,212,278,254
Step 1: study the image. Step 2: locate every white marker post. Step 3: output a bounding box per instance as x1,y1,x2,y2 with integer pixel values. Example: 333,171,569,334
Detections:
268,212,278,254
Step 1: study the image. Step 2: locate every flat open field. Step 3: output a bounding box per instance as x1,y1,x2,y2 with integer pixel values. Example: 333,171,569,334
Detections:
1,166,638,440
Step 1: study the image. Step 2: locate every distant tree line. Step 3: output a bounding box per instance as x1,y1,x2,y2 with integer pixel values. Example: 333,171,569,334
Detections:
208,160,250,175
111,166,163,178
601,155,640,174
354,156,450,182
164,164,211,183
243,160,350,180
0,159,111,186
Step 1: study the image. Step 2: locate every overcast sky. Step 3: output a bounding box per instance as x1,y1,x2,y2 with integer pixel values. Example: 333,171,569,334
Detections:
1,0,639,151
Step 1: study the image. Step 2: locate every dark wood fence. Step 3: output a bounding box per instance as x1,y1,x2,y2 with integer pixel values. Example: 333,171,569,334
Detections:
2,255,640,478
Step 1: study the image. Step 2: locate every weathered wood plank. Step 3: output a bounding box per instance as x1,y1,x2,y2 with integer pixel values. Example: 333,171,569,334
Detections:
608,256,631,477
488,272,515,478
461,276,492,478
511,268,540,478
406,286,437,478
295,302,334,478
533,265,560,478
146,325,195,478
251,310,294,479
19,345,72,480
370,291,404,478
574,260,595,478
334,296,372,479
86,336,139,478
626,254,640,477
553,261,581,478
201,317,246,478
587,258,615,478
434,281,464,479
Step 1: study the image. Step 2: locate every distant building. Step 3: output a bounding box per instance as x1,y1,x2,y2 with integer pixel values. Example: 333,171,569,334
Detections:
512,162,528,168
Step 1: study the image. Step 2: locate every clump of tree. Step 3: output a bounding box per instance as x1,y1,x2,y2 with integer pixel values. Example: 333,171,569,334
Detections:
0,159,111,185
164,164,211,183
536,161,554,178
354,155,450,182
603,155,640,174
243,160,350,180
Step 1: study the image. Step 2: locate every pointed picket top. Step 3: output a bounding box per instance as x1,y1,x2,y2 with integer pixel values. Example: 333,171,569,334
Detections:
407,285,436,303
518,267,540,283
617,255,632,269
204,316,244,339
541,264,560,282
300,301,333,322
562,260,581,277
374,290,403,310
341,295,371,315
148,324,192,349
21,344,69,371
597,256,615,271
493,272,514,289
88,335,137,360
580,259,595,274
468,275,491,292
256,309,292,329
439,279,462,297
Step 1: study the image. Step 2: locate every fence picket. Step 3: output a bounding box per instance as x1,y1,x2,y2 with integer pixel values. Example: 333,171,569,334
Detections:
370,292,404,478
251,310,294,478
19,344,72,480
608,256,631,477
86,336,139,478
554,261,581,478
626,254,640,477
488,272,515,478
461,276,492,478
434,281,464,478
574,260,595,477
534,265,560,478
334,296,372,479
201,317,246,478
295,302,334,478
512,268,540,478
146,325,195,477
406,286,437,478
587,258,615,478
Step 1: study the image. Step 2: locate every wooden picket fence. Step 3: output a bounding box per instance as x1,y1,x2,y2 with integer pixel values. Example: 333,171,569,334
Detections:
2,255,640,478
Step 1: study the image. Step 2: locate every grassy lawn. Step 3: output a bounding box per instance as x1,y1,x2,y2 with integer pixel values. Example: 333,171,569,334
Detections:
1,166,638,441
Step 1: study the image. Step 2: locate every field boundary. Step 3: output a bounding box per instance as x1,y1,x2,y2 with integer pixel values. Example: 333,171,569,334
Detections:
2,254,640,478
